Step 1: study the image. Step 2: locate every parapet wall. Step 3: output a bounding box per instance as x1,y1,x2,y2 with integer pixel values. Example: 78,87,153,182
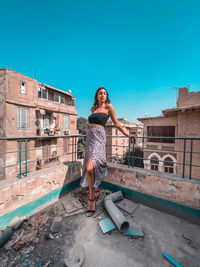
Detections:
105,163,200,209
0,161,200,228
0,162,81,217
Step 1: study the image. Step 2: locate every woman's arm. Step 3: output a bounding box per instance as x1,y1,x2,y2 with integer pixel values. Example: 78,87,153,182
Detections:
108,104,133,138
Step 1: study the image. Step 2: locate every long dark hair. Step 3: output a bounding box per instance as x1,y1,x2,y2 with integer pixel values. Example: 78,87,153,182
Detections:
93,87,110,108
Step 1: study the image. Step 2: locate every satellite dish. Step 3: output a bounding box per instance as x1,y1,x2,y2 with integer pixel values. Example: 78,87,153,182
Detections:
145,113,148,117
68,89,72,94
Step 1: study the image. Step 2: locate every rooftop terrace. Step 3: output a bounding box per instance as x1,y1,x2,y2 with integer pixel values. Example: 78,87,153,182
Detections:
0,187,200,267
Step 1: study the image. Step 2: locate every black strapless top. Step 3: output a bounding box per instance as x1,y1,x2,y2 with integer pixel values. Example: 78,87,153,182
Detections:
88,112,109,127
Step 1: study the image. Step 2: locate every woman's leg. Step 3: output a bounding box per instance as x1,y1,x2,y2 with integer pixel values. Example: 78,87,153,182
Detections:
86,159,95,216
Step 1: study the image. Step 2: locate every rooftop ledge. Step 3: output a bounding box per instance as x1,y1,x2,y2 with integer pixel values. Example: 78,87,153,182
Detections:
0,162,200,266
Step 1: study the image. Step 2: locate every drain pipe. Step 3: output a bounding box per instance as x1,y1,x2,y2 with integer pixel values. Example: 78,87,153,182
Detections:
104,191,129,233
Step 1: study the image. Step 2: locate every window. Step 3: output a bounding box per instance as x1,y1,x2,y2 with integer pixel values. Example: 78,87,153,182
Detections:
115,129,118,135
164,157,174,173
41,88,48,99
43,113,51,129
20,81,26,94
150,156,159,171
60,94,65,104
54,93,59,103
17,107,29,129
71,97,75,106
147,126,175,143
63,115,69,130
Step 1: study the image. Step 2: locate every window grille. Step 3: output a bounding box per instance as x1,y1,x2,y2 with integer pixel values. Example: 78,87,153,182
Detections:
43,113,51,128
17,107,29,129
63,115,69,130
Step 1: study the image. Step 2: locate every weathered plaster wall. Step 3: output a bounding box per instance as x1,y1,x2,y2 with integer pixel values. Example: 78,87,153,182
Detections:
0,161,81,216
105,163,200,209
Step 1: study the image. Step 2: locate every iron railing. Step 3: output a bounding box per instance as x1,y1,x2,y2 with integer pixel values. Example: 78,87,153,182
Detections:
0,135,200,180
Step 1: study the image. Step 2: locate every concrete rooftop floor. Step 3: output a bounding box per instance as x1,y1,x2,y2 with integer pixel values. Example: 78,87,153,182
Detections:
1,188,200,267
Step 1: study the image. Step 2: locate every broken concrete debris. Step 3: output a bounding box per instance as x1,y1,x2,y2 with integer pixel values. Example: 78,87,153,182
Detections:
64,244,85,267
116,199,138,214
50,216,63,233
4,229,24,250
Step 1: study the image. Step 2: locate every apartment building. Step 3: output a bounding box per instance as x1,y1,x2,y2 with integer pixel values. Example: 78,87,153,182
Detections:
106,118,143,161
0,68,77,180
138,87,200,179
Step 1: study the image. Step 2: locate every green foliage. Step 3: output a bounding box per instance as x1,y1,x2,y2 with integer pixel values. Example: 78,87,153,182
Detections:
123,146,144,168
77,117,90,159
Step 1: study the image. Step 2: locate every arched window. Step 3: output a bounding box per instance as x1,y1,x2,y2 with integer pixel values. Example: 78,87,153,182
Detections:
164,157,174,173
150,156,159,171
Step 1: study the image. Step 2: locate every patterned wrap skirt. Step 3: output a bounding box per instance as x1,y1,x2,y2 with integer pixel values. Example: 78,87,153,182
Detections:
80,125,107,188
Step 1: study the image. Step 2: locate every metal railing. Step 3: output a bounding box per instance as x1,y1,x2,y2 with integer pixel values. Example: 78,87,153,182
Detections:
0,135,200,180
105,136,200,180
0,135,79,179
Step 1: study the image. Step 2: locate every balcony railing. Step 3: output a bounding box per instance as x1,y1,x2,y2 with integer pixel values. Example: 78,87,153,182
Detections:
0,136,200,180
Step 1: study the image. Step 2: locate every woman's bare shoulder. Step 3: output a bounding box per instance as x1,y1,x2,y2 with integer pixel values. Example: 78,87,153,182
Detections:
106,103,113,111
105,103,113,109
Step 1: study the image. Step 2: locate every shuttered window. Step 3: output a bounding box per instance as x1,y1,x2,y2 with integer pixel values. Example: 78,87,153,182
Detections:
43,113,51,128
41,88,48,99
63,115,69,130
17,107,29,129
54,93,59,103
60,94,65,104
147,126,175,143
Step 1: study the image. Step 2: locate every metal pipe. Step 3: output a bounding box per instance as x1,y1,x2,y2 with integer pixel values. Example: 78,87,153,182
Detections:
104,191,129,233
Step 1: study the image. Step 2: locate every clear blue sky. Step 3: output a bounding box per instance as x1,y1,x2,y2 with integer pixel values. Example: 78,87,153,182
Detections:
1,0,200,123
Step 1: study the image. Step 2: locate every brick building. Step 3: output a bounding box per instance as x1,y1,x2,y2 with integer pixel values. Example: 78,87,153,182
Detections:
138,87,200,179
106,118,143,161
0,68,77,180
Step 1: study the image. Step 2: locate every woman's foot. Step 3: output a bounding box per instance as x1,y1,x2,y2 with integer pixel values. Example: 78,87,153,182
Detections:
87,198,96,217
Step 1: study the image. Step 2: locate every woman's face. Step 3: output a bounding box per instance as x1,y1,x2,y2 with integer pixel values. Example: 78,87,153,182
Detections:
97,89,107,103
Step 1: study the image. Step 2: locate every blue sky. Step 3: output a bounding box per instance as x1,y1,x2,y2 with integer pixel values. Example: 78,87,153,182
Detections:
1,0,200,123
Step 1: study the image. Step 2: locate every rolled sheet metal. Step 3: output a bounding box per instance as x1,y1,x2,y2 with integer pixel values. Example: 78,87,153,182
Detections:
104,191,129,233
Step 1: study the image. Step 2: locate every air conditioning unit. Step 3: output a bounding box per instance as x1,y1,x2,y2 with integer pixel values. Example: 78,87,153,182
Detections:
64,130,70,135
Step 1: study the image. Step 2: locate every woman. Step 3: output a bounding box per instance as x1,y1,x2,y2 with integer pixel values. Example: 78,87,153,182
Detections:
80,87,133,216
